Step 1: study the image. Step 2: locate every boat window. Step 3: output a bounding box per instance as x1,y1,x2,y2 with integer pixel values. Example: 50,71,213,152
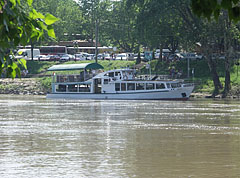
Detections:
146,83,154,90
109,72,114,77
79,84,90,92
127,83,135,90
68,84,78,92
171,83,181,88
56,84,66,92
68,75,75,82
167,83,171,88
136,83,145,90
104,79,109,84
156,83,165,89
115,72,120,77
121,83,126,91
115,83,120,91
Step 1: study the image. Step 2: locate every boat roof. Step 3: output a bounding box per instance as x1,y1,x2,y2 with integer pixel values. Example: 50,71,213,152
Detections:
47,63,104,71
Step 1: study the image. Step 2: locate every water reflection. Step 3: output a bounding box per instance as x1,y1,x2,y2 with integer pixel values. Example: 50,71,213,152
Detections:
0,96,239,177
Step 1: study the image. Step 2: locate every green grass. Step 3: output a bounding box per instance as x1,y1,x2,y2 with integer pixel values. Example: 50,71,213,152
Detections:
27,60,59,74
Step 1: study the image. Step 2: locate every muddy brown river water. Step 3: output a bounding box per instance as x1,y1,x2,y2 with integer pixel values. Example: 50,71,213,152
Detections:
0,95,239,178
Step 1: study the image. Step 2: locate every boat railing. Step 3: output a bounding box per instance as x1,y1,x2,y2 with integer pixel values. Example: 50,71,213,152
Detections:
181,83,194,87
136,75,170,81
52,74,94,83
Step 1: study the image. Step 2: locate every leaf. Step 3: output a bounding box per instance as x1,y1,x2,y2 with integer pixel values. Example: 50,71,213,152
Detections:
27,0,33,6
18,58,27,69
47,26,56,38
29,9,45,20
18,51,23,55
16,67,21,78
10,0,16,7
44,13,59,25
11,68,17,79
221,0,232,9
21,59,27,69
11,62,18,70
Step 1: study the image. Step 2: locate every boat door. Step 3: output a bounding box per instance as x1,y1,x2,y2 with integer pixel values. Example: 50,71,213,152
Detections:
93,78,102,93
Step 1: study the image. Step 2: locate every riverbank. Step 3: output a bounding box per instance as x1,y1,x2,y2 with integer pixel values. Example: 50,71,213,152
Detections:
0,78,47,95
1,77,240,99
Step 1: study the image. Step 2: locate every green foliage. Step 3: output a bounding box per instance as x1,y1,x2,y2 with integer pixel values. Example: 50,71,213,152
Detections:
33,0,87,42
191,0,240,22
38,77,52,91
0,0,58,78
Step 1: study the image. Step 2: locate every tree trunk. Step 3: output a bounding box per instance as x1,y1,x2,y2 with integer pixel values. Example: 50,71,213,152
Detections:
204,47,223,97
222,21,232,98
222,48,232,98
208,58,223,97
159,44,163,61
155,44,163,72
223,60,231,98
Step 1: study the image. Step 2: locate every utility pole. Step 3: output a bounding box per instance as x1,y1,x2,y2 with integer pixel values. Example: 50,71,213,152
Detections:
95,19,99,63
30,40,34,61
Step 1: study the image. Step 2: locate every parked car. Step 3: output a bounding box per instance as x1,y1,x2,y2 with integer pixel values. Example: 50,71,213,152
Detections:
75,53,86,60
168,53,185,61
34,55,45,60
60,54,71,61
116,53,128,60
104,53,112,60
184,53,203,60
86,54,95,60
49,55,60,61
97,53,111,60
134,53,145,60
127,53,135,60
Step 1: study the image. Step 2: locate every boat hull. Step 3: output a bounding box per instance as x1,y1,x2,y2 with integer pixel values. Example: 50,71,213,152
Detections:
46,86,194,100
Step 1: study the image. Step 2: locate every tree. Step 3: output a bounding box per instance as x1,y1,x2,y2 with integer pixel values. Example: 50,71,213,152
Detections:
102,0,139,52
33,0,84,43
191,0,240,97
0,0,58,78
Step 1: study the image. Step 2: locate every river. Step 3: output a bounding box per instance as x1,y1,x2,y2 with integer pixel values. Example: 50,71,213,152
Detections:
0,95,239,178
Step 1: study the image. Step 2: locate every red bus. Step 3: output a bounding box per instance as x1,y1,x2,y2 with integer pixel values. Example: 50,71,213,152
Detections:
39,46,67,55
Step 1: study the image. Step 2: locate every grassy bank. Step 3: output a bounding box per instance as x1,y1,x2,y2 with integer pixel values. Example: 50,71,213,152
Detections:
25,59,240,97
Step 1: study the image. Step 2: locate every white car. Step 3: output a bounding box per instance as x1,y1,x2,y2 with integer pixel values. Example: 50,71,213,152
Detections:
104,53,112,60
87,54,95,60
60,54,71,61
75,54,86,61
184,53,203,60
33,55,45,60
116,53,128,60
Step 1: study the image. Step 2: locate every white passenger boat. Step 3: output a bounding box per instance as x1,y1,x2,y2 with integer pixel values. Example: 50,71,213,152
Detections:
46,63,194,100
